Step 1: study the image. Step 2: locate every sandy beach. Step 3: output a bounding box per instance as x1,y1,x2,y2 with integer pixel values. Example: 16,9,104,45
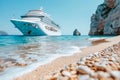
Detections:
13,36,120,80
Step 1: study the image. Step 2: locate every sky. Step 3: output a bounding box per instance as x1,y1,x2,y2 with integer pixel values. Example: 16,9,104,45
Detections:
0,0,104,35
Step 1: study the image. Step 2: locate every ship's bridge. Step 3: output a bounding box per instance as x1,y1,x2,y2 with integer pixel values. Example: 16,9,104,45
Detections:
21,10,49,18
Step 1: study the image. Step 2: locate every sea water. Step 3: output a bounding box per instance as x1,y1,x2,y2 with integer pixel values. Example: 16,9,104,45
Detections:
0,35,113,80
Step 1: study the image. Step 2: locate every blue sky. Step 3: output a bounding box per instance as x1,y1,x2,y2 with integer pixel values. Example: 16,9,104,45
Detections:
0,0,103,35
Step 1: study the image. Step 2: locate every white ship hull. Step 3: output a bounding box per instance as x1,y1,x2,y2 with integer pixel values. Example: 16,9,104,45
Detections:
11,19,61,36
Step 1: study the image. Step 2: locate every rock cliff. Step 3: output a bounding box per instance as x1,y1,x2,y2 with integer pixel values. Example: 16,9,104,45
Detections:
89,0,120,35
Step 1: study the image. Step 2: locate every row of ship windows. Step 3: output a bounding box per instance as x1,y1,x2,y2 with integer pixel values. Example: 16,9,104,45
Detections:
40,17,60,28
45,26,57,32
22,16,60,28
23,23,37,28
23,23,57,32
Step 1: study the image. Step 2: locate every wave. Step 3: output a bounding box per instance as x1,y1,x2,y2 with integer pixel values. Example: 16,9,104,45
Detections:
87,37,107,41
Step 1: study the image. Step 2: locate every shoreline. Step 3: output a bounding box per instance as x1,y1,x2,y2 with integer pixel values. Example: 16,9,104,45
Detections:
14,36,120,80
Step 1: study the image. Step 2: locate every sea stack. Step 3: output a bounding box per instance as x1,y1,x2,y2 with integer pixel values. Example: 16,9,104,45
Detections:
89,0,120,35
73,29,81,36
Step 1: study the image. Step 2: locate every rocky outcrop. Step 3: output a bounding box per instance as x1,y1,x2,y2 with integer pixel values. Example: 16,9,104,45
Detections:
89,0,120,35
73,29,81,36
0,31,8,35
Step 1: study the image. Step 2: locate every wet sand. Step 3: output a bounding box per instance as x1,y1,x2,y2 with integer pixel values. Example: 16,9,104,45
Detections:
14,36,120,80
91,39,109,45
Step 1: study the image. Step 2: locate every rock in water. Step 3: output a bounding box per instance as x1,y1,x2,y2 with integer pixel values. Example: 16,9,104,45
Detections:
73,29,81,36
0,31,8,35
89,0,120,35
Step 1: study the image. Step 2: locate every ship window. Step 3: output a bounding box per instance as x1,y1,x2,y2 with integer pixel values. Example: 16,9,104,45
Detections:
28,23,32,26
32,24,34,26
40,16,44,21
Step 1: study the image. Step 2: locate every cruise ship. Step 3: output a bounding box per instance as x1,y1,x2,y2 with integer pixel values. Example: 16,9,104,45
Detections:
10,8,61,36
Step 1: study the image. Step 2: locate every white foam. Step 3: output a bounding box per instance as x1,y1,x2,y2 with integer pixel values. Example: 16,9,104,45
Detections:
67,46,81,54
0,45,89,80
0,55,60,80
87,38,106,41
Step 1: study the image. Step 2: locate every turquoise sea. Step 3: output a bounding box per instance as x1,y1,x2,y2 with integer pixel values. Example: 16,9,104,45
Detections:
0,35,113,80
